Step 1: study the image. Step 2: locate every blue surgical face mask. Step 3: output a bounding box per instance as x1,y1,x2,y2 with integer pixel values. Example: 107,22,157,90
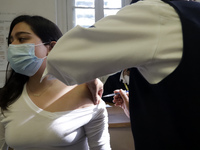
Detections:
7,43,47,76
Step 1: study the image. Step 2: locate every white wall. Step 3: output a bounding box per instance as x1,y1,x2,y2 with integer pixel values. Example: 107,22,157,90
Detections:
0,0,58,87
0,0,57,23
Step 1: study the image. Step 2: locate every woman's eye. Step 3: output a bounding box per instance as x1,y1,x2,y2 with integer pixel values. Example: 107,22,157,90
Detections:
18,38,28,43
18,38,27,42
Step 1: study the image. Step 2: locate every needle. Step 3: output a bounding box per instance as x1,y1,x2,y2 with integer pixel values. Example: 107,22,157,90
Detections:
103,91,129,97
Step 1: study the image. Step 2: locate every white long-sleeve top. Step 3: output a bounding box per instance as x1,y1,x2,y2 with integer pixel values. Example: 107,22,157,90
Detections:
0,85,111,150
45,0,183,85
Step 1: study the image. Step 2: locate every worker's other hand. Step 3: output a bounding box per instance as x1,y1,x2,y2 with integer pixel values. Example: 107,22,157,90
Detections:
86,78,103,105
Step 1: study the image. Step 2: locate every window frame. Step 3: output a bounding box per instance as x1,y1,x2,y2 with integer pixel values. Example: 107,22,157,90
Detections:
56,0,131,33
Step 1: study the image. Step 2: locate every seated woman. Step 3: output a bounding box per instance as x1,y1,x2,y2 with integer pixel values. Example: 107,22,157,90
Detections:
0,15,111,150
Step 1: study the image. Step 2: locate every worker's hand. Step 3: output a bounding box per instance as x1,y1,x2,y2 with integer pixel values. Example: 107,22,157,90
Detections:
113,89,130,118
86,78,103,105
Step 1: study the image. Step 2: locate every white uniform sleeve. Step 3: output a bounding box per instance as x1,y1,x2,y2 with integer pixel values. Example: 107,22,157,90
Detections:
0,119,8,150
84,102,111,150
45,1,168,85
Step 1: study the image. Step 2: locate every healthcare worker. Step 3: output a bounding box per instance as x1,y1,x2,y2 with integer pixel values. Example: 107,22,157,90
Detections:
45,0,200,149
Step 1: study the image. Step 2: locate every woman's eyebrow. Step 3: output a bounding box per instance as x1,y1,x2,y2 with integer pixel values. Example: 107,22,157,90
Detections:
10,31,31,39
9,32,31,43
15,31,31,37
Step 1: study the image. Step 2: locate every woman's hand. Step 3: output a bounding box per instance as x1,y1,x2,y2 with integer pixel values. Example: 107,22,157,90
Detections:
113,89,130,118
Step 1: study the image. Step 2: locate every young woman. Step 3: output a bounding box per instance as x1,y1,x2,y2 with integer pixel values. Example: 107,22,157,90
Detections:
0,15,111,150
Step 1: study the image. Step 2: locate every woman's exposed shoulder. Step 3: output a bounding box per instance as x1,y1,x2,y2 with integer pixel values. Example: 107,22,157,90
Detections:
39,82,96,112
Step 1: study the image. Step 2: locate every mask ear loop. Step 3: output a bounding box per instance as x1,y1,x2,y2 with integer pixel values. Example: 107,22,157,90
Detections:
35,42,50,46
44,42,51,45
36,42,52,57
40,41,57,83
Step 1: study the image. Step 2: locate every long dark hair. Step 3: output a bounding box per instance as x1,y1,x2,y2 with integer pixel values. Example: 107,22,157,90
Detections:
0,15,62,111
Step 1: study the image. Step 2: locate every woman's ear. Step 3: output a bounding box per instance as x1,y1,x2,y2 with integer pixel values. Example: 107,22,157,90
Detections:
49,41,56,50
47,41,56,55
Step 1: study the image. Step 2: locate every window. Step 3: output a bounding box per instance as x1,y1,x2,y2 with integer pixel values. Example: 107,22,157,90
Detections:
66,0,131,30
74,0,95,28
